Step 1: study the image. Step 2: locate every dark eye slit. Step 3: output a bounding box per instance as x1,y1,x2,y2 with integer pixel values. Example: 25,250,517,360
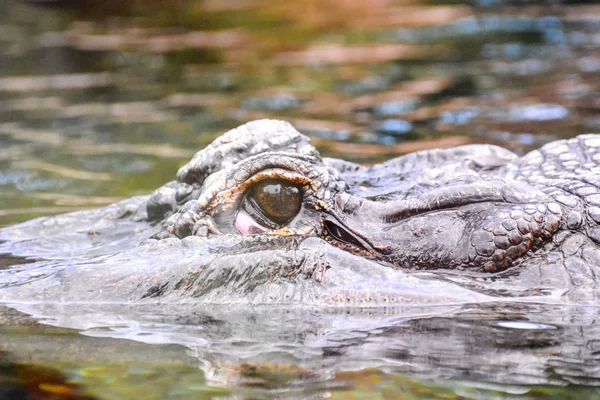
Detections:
323,219,368,251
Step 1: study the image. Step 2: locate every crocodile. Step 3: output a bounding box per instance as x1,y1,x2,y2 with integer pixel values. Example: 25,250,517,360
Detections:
1,119,599,304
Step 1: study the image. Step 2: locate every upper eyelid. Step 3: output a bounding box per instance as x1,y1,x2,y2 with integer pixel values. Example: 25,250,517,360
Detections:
195,151,324,215
201,168,312,214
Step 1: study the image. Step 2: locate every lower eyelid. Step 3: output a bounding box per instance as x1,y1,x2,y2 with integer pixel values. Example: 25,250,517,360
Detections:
235,209,268,235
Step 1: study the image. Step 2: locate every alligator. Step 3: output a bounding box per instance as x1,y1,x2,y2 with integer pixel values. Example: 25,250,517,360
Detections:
0,119,599,304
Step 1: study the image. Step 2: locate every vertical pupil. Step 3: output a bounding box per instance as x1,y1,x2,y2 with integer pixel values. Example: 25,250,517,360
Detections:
251,179,301,226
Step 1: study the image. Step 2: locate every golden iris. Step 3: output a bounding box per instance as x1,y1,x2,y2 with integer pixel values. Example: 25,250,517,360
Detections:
247,179,302,227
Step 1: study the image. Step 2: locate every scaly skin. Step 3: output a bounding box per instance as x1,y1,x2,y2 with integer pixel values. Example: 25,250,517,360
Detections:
0,119,599,304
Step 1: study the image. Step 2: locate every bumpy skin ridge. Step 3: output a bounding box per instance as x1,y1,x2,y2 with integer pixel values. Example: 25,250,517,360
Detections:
177,119,320,185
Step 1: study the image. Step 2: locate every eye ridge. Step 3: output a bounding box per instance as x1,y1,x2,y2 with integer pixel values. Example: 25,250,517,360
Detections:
243,178,303,229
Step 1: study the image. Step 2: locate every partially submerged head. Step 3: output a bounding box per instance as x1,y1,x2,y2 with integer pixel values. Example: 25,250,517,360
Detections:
1,119,579,305
148,119,560,275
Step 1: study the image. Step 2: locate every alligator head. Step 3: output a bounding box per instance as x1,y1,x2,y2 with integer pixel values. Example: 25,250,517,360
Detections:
1,119,599,304
150,120,565,273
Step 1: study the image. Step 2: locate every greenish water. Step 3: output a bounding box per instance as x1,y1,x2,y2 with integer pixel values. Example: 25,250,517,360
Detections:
1,0,600,398
4,304,600,399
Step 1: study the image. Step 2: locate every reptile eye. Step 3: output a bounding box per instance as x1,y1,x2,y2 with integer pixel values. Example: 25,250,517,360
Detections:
237,179,303,232
250,179,302,225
